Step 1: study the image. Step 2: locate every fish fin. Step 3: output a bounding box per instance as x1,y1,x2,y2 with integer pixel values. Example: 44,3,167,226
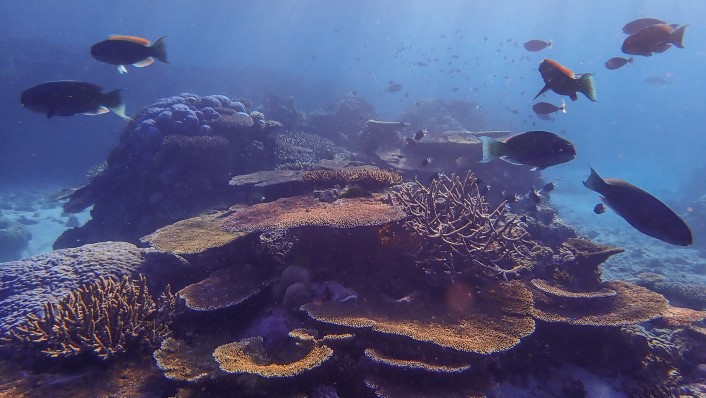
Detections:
480,136,502,163
529,166,545,171
533,84,550,100
133,57,155,68
150,36,168,63
46,104,57,118
583,167,608,193
671,24,688,48
500,157,525,166
108,35,151,46
83,107,110,116
651,43,671,53
577,73,597,102
101,89,131,120
117,65,128,74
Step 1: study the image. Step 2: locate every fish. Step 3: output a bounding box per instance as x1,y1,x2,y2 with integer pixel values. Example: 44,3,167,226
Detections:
621,24,688,56
480,130,576,169
622,18,668,35
21,81,129,119
523,39,552,52
593,203,606,214
415,129,427,140
385,83,403,93
528,187,542,203
532,100,566,115
405,137,416,146
421,157,433,167
541,182,556,192
583,168,692,246
91,35,168,74
534,59,597,102
604,56,633,70
645,76,671,86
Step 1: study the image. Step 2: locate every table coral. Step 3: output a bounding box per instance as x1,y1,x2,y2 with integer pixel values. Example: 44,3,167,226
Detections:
302,167,403,190
4,275,180,360
141,212,247,255
220,194,406,233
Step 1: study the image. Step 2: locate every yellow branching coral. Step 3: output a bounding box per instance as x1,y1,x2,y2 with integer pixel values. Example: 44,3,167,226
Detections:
392,171,533,281
4,275,180,360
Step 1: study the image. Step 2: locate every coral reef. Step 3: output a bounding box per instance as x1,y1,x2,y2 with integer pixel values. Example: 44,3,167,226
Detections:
392,171,536,282
358,119,407,154
305,95,377,145
303,281,535,354
3,275,180,360
398,98,486,134
0,241,178,333
530,280,668,326
221,194,406,233
549,237,624,292
54,93,282,248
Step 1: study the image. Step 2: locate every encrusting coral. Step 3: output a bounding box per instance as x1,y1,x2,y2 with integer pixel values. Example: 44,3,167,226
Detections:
391,171,535,281
3,275,180,360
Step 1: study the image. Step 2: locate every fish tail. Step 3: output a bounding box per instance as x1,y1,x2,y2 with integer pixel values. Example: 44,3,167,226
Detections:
577,73,597,102
101,89,131,120
628,56,634,64
582,167,608,193
560,99,566,113
671,24,688,48
548,39,552,49
150,36,169,63
480,136,503,163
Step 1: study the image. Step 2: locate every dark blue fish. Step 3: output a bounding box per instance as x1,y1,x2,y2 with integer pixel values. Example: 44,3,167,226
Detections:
21,81,129,119
480,130,576,169
604,56,633,70
91,35,168,74
523,39,552,52
583,168,692,246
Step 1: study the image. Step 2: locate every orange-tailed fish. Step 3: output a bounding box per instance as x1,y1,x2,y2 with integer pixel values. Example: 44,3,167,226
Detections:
534,59,597,102
91,35,168,74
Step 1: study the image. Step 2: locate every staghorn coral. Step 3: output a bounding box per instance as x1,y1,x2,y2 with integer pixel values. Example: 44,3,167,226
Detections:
302,167,403,190
141,212,246,255
531,280,668,326
220,194,406,233
4,275,180,360
212,336,333,377
391,171,534,281
302,281,535,354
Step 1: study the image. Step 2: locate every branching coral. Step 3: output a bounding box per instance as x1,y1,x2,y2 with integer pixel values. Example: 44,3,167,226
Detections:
391,171,533,281
4,275,180,360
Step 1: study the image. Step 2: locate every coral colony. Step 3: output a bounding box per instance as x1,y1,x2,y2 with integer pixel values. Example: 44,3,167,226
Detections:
1,91,705,398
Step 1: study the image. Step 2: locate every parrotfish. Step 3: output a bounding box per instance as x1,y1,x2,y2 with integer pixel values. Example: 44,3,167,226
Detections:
480,130,576,170
21,81,129,119
91,35,168,74
534,59,597,102
621,24,687,57
583,168,692,246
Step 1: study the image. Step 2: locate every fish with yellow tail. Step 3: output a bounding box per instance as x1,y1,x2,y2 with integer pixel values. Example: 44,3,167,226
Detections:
534,59,597,102
91,35,168,74
583,168,692,246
